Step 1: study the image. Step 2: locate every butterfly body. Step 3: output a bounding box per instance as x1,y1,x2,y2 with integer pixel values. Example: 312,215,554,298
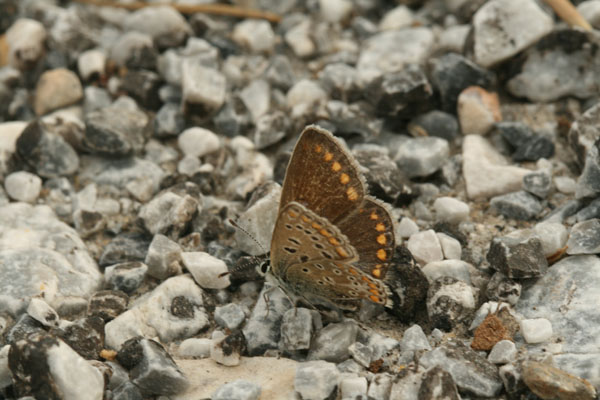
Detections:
267,126,396,310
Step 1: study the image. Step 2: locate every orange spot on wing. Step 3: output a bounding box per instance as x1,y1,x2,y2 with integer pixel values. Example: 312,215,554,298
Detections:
375,223,385,232
311,222,322,229
315,144,322,153
362,276,371,282
368,283,377,289
328,237,340,246
377,249,387,261
301,215,310,223
340,173,350,184
377,234,387,245
324,152,333,161
349,268,358,275
370,212,378,220
369,295,381,303
336,247,349,258
347,187,358,201
289,211,298,218
320,229,331,237
332,161,341,171
369,288,380,295
372,269,382,278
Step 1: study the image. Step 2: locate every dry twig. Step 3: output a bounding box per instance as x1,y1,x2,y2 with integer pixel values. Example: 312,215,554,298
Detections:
544,0,592,31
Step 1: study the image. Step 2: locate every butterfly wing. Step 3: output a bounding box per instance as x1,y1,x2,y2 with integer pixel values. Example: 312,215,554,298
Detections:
335,196,396,280
270,202,357,277
284,259,392,308
279,125,366,224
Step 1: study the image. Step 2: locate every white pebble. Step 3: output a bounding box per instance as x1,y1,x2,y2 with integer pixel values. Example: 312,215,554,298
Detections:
177,338,212,359
433,197,470,223
182,252,230,289
520,318,553,344
554,176,576,194
4,171,42,203
397,217,419,239
533,222,568,257
178,127,220,158
407,230,443,265
436,233,462,260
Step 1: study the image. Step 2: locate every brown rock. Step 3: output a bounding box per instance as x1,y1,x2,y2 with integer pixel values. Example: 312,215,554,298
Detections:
34,68,83,115
522,361,596,400
471,313,512,351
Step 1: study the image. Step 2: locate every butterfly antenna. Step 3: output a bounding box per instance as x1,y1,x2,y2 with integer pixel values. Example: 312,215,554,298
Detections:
228,219,268,255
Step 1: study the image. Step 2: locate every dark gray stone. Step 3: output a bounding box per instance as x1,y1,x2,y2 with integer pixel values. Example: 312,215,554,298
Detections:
522,170,552,199
426,276,478,332
121,70,163,111
576,139,600,200
490,191,543,220
487,234,548,279
214,303,246,330
16,120,79,178
429,53,494,112
486,272,521,305
154,102,185,137
84,105,150,157
513,136,555,162
366,64,432,117
252,111,289,149
87,290,129,322
408,110,459,141
419,341,502,398
568,101,600,167
307,321,358,363
105,261,148,294
576,197,600,221
49,316,105,360
496,121,534,148
280,307,313,352
98,233,151,268
117,338,188,396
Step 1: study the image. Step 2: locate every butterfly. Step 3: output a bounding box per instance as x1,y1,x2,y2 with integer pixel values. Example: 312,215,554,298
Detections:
262,125,396,310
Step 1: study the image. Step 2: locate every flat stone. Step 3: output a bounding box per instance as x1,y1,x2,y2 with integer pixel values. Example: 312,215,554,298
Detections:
490,190,543,220
340,376,368,399
566,219,600,255
422,260,473,285
214,303,245,330
307,321,358,363
522,361,597,400
280,308,313,352
517,255,600,386
0,203,101,316
473,0,553,67
419,341,503,397
462,135,531,199
181,252,230,290
105,275,208,349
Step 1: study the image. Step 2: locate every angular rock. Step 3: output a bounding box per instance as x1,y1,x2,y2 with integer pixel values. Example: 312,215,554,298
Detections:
144,234,182,280
294,361,339,400
307,321,358,363
419,341,502,397
490,190,543,220
487,234,548,278
212,380,261,400
575,139,600,200
473,0,553,67
523,170,552,199
232,19,275,53
427,276,478,332
408,110,459,142
395,137,449,178
178,127,220,158
522,361,596,400
422,260,473,285
433,197,470,224
400,324,431,352
463,135,530,199
87,290,128,322
418,366,460,400
104,262,147,294
566,219,600,255
429,53,494,112
124,5,191,48
214,303,246,330
211,331,245,367
488,340,517,365
182,252,230,290
117,338,188,396
280,308,313,352
520,318,553,344
182,60,226,119
486,272,521,305
34,68,83,116
138,191,199,239
407,229,443,266
568,102,600,166
457,86,501,135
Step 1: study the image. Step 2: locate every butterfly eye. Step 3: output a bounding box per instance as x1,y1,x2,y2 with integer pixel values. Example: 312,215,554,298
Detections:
256,261,270,276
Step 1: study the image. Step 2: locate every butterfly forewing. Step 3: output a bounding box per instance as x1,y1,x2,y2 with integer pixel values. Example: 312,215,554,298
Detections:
270,202,357,277
279,126,366,224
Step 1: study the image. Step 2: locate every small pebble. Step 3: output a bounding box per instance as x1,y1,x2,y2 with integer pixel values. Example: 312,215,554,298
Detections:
433,197,470,224
4,171,42,203
520,318,553,344
407,230,444,265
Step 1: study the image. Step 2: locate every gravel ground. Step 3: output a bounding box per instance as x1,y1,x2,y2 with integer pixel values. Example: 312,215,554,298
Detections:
1,0,600,399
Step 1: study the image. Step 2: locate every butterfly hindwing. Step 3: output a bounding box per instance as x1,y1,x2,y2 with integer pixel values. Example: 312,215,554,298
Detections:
270,202,357,277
